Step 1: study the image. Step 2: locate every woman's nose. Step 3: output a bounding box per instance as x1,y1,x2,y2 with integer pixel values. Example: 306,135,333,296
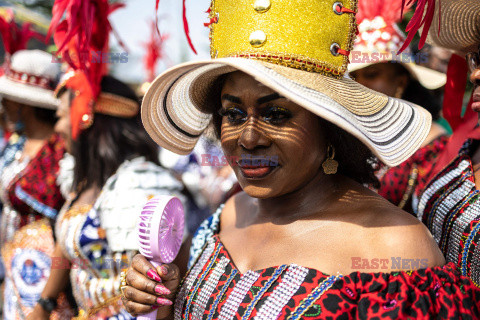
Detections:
238,118,271,150
470,67,480,87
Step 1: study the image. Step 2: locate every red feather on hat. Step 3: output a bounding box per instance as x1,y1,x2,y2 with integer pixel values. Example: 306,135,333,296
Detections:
398,0,438,52
143,20,168,83
0,10,44,55
47,0,126,139
47,0,124,98
155,0,197,54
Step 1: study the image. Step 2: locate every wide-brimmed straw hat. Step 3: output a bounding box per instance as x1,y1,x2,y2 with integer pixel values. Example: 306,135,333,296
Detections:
142,0,432,167
348,13,446,90
0,50,60,109
426,0,480,54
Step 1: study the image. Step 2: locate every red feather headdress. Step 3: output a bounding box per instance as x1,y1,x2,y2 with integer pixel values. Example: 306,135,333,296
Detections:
143,20,169,83
48,0,128,140
0,10,44,74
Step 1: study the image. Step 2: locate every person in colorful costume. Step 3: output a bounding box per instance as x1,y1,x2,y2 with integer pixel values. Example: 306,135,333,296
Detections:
121,0,480,318
401,0,480,287
0,49,73,319
27,1,185,319
347,0,449,214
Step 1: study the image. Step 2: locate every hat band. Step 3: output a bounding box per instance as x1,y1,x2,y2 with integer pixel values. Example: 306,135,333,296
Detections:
94,92,139,118
6,68,55,90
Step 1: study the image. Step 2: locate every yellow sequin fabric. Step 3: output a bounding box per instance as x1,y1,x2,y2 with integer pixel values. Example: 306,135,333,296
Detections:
209,0,357,77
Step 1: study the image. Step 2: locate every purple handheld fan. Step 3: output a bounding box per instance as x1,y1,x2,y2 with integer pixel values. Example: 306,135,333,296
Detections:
137,196,184,320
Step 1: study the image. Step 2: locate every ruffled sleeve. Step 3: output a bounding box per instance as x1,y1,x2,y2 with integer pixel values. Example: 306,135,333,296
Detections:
95,157,185,252
319,263,480,319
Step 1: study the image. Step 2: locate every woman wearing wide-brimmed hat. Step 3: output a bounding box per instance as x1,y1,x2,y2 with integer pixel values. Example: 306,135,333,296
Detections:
122,0,480,318
0,49,74,319
403,0,480,287
347,0,449,214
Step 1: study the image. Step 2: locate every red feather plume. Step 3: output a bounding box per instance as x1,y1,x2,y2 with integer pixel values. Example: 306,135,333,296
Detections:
143,20,168,83
0,9,44,56
47,0,125,98
398,0,438,52
47,0,126,139
155,0,197,54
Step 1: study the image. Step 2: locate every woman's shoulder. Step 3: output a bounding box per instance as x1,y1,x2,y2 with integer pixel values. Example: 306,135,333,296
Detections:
353,196,446,271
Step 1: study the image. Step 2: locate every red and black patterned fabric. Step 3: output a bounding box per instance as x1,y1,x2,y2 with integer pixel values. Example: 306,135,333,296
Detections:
417,139,480,287
177,233,480,319
7,133,65,226
377,136,448,213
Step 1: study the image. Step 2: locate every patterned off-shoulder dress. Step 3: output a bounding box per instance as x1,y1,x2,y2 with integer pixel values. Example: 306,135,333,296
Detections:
179,205,480,319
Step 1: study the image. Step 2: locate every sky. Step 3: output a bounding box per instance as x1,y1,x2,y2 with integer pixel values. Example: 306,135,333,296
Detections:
109,0,211,84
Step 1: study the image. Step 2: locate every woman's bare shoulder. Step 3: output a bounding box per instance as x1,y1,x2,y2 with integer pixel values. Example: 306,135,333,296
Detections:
358,199,446,270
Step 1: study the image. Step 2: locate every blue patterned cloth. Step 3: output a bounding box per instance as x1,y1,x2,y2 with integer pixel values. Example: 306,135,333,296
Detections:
188,204,223,269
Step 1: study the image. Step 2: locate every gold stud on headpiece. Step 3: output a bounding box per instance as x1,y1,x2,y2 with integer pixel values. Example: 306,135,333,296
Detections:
254,0,271,13
249,30,267,47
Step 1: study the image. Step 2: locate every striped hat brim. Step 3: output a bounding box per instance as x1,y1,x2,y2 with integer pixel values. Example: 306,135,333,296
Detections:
426,0,480,54
142,57,431,167
0,76,59,110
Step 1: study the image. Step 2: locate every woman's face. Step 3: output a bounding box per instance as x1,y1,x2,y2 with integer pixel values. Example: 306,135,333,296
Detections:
219,71,326,199
350,63,408,98
1,98,22,132
54,92,72,153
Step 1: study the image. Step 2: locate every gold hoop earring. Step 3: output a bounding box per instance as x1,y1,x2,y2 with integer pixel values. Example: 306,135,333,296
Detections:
322,145,338,175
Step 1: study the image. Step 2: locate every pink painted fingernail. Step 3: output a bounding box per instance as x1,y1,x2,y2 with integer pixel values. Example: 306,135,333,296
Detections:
159,265,168,276
147,268,161,282
155,285,171,295
156,297,173,306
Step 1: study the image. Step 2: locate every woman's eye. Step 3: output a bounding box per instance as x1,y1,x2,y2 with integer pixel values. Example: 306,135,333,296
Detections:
218,107,247,124
262,106,292,124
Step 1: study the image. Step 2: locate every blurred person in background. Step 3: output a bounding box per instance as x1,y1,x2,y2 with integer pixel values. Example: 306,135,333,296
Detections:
140,20,238,234
0,50,73,319
348,0,449,214
159,135,237,235
407,0,480,287
0,10,47,288
29,74,184,320
28,1,185,318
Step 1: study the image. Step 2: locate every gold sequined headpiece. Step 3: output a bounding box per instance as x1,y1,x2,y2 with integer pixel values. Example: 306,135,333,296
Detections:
207,0,357,77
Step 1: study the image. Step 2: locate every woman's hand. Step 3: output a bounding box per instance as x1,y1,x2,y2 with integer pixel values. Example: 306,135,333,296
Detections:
26,304,50,320
121,254,181,319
